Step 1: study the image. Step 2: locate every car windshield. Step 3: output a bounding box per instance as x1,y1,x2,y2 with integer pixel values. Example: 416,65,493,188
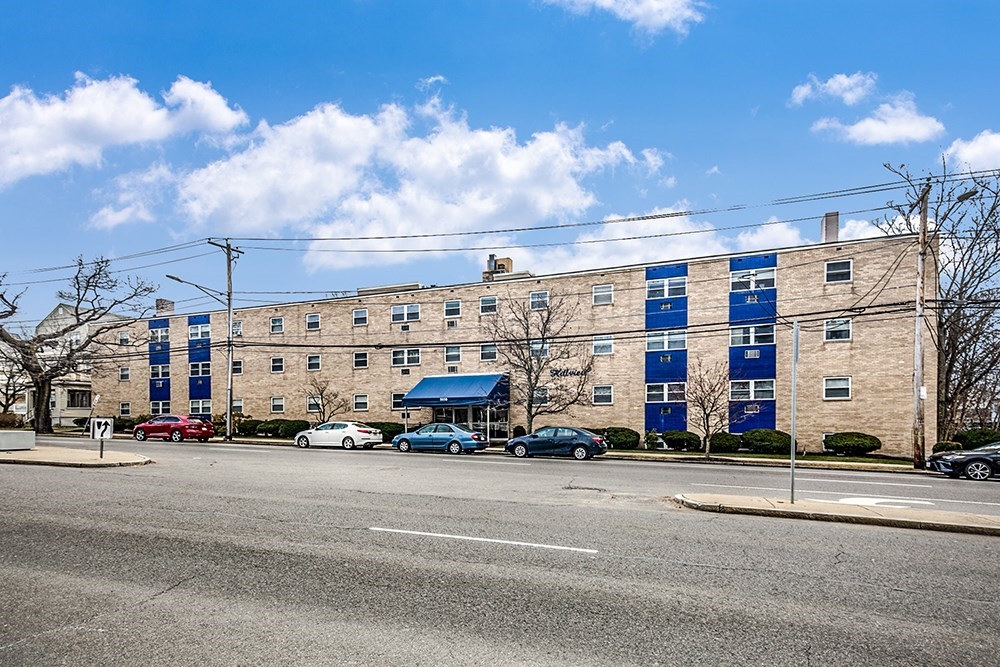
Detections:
972,442,1000,452
451,423,475,432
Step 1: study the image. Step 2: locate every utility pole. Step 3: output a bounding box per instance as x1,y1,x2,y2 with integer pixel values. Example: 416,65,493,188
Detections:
912,181,932,470
207,239,243,442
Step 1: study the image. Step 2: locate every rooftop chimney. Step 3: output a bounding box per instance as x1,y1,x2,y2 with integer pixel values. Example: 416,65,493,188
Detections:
482,256,513,282
155,298,175,316
821,211,839,243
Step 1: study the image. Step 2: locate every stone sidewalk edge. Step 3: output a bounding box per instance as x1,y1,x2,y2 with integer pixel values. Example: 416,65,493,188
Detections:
671,494,1000,537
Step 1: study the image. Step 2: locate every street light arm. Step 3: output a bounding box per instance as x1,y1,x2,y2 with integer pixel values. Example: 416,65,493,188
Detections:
165,274,227,306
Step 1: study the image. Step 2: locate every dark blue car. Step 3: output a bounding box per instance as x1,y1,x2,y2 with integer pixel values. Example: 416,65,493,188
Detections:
392,423,488,454
505,426,607,460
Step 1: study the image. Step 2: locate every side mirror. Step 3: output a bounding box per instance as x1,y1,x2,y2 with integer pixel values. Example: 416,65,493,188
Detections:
530,433,538,439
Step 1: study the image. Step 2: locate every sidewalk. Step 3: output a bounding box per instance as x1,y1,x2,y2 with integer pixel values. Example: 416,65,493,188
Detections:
0,445,151,468
673,493,1000,537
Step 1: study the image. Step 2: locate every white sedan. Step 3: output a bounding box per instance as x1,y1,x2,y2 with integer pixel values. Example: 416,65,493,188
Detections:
294,421,383,449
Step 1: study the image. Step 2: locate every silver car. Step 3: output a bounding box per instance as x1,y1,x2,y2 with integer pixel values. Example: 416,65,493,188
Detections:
294,421,383,449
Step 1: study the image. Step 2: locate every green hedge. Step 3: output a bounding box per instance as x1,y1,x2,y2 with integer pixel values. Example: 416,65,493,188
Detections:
237,419,263,436
279,420,310,438
710,432,742,453
73,417,89,428
953,429,1000,450
512,425,527,438
932,441,963,453
824,432,882,456
593,426,640,449
365,422,406,442
743,429,792,455
659,430,702,451
114,417,136,433
0,413,25,429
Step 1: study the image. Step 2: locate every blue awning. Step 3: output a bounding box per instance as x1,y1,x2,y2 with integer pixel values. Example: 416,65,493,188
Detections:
401,373,509,407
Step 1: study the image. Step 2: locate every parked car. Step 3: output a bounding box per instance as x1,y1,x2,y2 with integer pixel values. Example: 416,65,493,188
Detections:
295,421,383,449
927,442,1000,480
392,423,488,454
133,415,215,442
505,426,607,460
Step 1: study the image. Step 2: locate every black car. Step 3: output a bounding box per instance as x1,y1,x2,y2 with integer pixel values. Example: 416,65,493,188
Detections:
926,442,1000,480
505,426,607,460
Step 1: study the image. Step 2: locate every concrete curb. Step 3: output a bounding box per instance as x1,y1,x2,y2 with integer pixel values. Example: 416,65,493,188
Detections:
0,455,153,468
671,494,1000,537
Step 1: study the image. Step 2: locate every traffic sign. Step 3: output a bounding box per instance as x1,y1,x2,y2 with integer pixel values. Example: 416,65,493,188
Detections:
90,418,113,441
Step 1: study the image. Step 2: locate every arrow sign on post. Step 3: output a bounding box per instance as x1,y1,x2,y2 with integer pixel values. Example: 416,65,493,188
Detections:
90,417,113,459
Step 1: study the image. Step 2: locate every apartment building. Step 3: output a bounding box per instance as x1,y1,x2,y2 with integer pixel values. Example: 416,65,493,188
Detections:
92,227,936,457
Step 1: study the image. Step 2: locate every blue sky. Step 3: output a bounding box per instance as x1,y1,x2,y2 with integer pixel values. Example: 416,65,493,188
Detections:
2,0,999,327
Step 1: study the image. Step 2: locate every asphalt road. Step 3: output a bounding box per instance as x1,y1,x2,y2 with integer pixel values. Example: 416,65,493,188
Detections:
1,438,998,666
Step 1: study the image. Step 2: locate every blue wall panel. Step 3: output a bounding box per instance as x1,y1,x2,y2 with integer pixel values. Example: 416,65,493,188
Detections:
728,289,778,326
188,340,211,362
645,264,688,280
148,318,170,330
189,377,211,400
728,346,777,380
644,263,689,435
645,297,688,330
187,314,210,326
645,403,687,433
644,350,688,383
729,253,776,271
150,379,170,401
728,401,776,432
149,343,170,366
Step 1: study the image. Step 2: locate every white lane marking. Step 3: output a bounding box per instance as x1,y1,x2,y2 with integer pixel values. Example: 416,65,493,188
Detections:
794,477,932,488
369,527,598,554
806,497,936,509
440,458,531,466
689,483,1000,508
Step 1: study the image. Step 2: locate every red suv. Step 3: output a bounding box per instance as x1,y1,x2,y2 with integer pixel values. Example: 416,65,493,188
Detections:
133,415,216,442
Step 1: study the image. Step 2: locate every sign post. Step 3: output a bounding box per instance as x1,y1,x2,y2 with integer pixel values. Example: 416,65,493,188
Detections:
90,417,113,459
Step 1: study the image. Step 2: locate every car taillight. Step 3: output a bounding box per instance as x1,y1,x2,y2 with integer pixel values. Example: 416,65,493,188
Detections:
473,433,485,441
357,429,372,434
593,437,604,444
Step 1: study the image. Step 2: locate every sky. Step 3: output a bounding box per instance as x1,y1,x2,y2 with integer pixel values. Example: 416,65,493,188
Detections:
2,0,999,328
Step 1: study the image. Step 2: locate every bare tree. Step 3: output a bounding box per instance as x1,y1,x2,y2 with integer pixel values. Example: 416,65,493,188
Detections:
881,163,1000,439
0,355,30,414
0,258,155,433
685,357,733,456
485,291,594,433
306,376,350,424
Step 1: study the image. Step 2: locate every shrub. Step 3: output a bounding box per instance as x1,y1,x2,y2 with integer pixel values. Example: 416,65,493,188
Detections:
743,429,792,455
512,425,527,438
73,417,90,428
645,430,662,449
602,427,641,449
277,420,310,438
365,421,406,442
129,414,152,431
0,412,25,429
659,430,702,451
953,429,1000,450
710,432,742,453
824,432,882,456
932,440,963,453
237,419,263,437
256,419,286,437
114,417,136,433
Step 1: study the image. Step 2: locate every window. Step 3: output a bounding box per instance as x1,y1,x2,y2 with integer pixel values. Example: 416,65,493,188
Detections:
270,396,285,413
307,354,321,371
730,268,775,291
190,362,211,377
825,260,853,283
532,387,549,405
480,295,498,315
353,309,368,326
593,385,613,405
270,317,284,334
118,332,130,345
189,324,210,339
232,359,243,375
231,320,243,337
391,304,420,323
480,344,498,362
530,291,549,310
306,313,321,330
593,335,613,355
150,328,169,343
646,329,687,351
353,352,368,369
231,398,244,414
646,383,686,403
730,379,775,401
150,364,170,379
392,393,405,410
118,367,130,381
120,402,131,417
150,401,170,415
593,284,614,305
646,277,687,299
190,399,211,414
391,348,421,366
354,394,369,411
445,346,461,363
68,390,91,409
444,300,461,318
271,357,284,373
530,339,549,358
307,396,321,413
824,318,852,342
730,324,775,346
824,377,852,400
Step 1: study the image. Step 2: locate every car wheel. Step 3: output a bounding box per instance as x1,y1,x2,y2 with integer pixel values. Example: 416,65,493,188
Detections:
397,439,411,452
342,437,355,450
964,460,993,481
572,445,589,460
170,430,183,443
447,441,462,455
198,438,208,443
134,429,146,441
297,436,310,449
512,443,528,458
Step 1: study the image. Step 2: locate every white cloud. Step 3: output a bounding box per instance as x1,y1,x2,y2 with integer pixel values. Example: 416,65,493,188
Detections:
945,130,1000,170
789,72,877,107
544,0,705,36
705,165,721,176
641,148,664,174
661,175,677,188
811,94,944,145
736,218,808,251
0,73,246,187
839,218,884,241
416,75,448,91
89,163,176,229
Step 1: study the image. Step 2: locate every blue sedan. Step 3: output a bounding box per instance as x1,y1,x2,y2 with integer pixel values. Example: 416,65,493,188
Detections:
392,423,488,454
